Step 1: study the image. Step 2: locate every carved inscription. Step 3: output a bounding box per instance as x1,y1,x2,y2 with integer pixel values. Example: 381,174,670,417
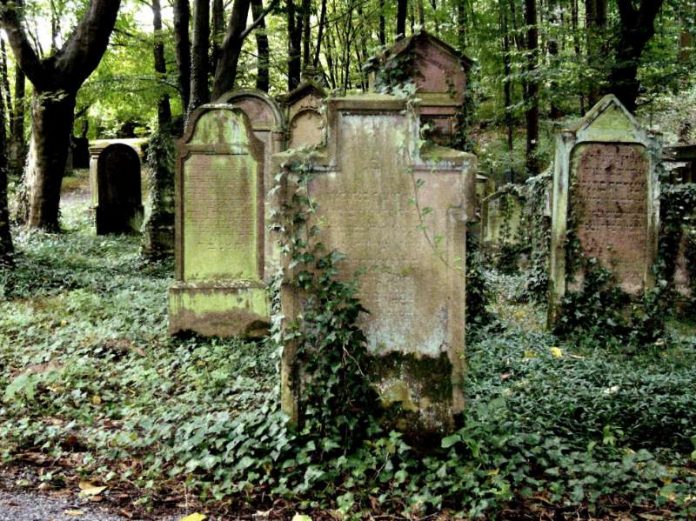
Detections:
572,143,649,294
183,153,259,281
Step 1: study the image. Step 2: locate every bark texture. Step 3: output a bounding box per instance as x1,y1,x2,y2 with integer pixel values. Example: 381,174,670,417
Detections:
173,0,191,110
252,0,270,91
0,42,13,263
0,0,121,230
524,0,539,176
211,0,252,98
189,0,210,109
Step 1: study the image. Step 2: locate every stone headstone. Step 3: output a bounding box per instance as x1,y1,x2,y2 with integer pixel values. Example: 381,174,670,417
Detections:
549,95,661,324
90,143,144,235
481,187,525,251
217,90,286,277
282,81,326,149
366,30,473,145
168,105,269,338
275,96,476,432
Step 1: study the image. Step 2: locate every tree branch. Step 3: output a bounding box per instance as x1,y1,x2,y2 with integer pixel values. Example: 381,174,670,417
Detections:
240,0,279,40
0,0,46,88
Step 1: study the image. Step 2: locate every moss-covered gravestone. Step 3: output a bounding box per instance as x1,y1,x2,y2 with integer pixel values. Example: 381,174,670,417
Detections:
168,105,269,338
481,186,526,252
548,95,661,324
281,80,326,149
275,96,476,432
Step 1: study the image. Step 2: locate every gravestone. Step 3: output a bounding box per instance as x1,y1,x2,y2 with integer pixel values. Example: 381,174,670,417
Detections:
549,95,661,324
168,105,269,338
217,90,286,277
481,187,525,251
90,143,144,235
282,80,326,149
275,96,476,432
365,30,473,145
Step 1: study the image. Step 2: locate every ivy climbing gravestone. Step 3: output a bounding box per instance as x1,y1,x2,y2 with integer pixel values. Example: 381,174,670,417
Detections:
275,95,476,433
481,186,526,255
168,105,269,338
548,95,661,325
90,143,144,235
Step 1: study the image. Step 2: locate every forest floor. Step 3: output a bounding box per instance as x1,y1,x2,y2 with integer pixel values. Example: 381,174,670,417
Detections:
0,173,695,519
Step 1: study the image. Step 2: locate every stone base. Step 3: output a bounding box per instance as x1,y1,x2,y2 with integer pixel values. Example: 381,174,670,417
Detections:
96,205,144,235
168,281,270,338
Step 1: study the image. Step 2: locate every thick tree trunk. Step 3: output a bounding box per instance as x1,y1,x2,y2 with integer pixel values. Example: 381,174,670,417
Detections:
25,90,76,231
252,0,270,91
211,0,252,98
189,0,210,109
396,0,407,40
524,0,539,176
10,63,26,174
586,0,607,106
173,0,192,110
153,0,172,128
211,0,225,72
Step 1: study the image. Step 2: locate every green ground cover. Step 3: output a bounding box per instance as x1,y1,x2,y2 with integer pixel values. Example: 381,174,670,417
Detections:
0,199,695,519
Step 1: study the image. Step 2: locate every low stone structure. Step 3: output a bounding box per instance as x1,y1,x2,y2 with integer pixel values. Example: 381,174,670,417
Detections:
89,142,144,235
281,80,326,149
275,95,476,432
548,95,661,324
168,105,269,338
481,186,526,253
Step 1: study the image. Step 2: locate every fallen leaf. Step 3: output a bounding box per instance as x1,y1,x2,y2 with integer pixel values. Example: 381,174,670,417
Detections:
292,515,312,521
78,481,107,496
549,346,563,358
65,510,84,517
179,514,207,521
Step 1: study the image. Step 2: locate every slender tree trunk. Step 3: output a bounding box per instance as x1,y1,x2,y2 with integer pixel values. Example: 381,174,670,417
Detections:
287,0,302,89
378,0,385,45
501,0,514,159
524,0,539,176
153,0,172,128
24,90,76,230
251,0,270,91
0,41,12,122
586,0,607,106
211,0,225,72
457,0,466,49
548,0,561,119
189,0,210,109
313,0,327,66
173,0,192,111
0,48,13,263
211,0,252,98
396,0,407,40
571,0,585,113
10,63,26,174
301,0,311,70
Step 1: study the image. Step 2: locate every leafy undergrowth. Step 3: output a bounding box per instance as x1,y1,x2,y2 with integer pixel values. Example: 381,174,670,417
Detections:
0,202,695,519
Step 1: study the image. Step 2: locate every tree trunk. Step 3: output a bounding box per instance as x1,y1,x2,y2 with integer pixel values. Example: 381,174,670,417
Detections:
301,0,311,70
173,0,192,111
396,0,407,40
25,90,76,230
189,0,210,109
287,0,302,89
524,0,539,176
378,0,385,46
0,47,13,263
313,0,327,66
211,0,252,98
252,0,270,91
607,0,665,112
548,0,561,119
211,0,225,72
457,0,466,49
586,0,607,106
501,0,514,159
153,0,172,128
10,61,26,174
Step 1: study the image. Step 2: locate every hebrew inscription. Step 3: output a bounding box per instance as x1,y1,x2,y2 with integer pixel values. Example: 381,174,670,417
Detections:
572,143,649,294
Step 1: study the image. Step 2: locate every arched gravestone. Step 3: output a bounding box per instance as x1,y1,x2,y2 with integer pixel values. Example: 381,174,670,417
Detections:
168,104,269,338
94,143,143,234
216,90,286,278
274,95,477,433
281,81,326,149
548,95,661,325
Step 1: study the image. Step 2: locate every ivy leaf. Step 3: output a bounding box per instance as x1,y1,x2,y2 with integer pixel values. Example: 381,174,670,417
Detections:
441,434,461,449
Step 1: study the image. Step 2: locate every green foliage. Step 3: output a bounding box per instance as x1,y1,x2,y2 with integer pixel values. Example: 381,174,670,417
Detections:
466,233,493,331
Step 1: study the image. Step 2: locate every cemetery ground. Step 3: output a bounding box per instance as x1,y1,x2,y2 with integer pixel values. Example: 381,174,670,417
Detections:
0,175,695,520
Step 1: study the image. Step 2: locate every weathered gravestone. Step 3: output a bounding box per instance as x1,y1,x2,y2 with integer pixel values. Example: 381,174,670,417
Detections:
365,30,473,145
281,80,326,149
168,105,269,338
549,95,661,324
89,143,144,234
274,95,476,432
217,90,286,276
481,186,526,252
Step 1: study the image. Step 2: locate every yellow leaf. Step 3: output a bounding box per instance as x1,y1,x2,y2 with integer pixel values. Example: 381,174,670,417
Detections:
523,350,537,359
292,515,312,521
78,481,107,496
549,347,563,358
91,395,102,405
65,510,84,517
179,514,207,521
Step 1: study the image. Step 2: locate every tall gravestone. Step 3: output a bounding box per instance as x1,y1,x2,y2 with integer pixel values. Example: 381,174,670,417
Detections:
217,90,286,277
168,105,269,337
549,95,661,324
481,187,525,252
275,96,476,432
91,143,144,235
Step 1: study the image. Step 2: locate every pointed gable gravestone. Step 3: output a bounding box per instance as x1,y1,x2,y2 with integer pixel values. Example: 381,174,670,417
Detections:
365,30,473,145
274,95,476,432
281,80,327,149
548,95,661,324
90,143,144,235
168,105,269,338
